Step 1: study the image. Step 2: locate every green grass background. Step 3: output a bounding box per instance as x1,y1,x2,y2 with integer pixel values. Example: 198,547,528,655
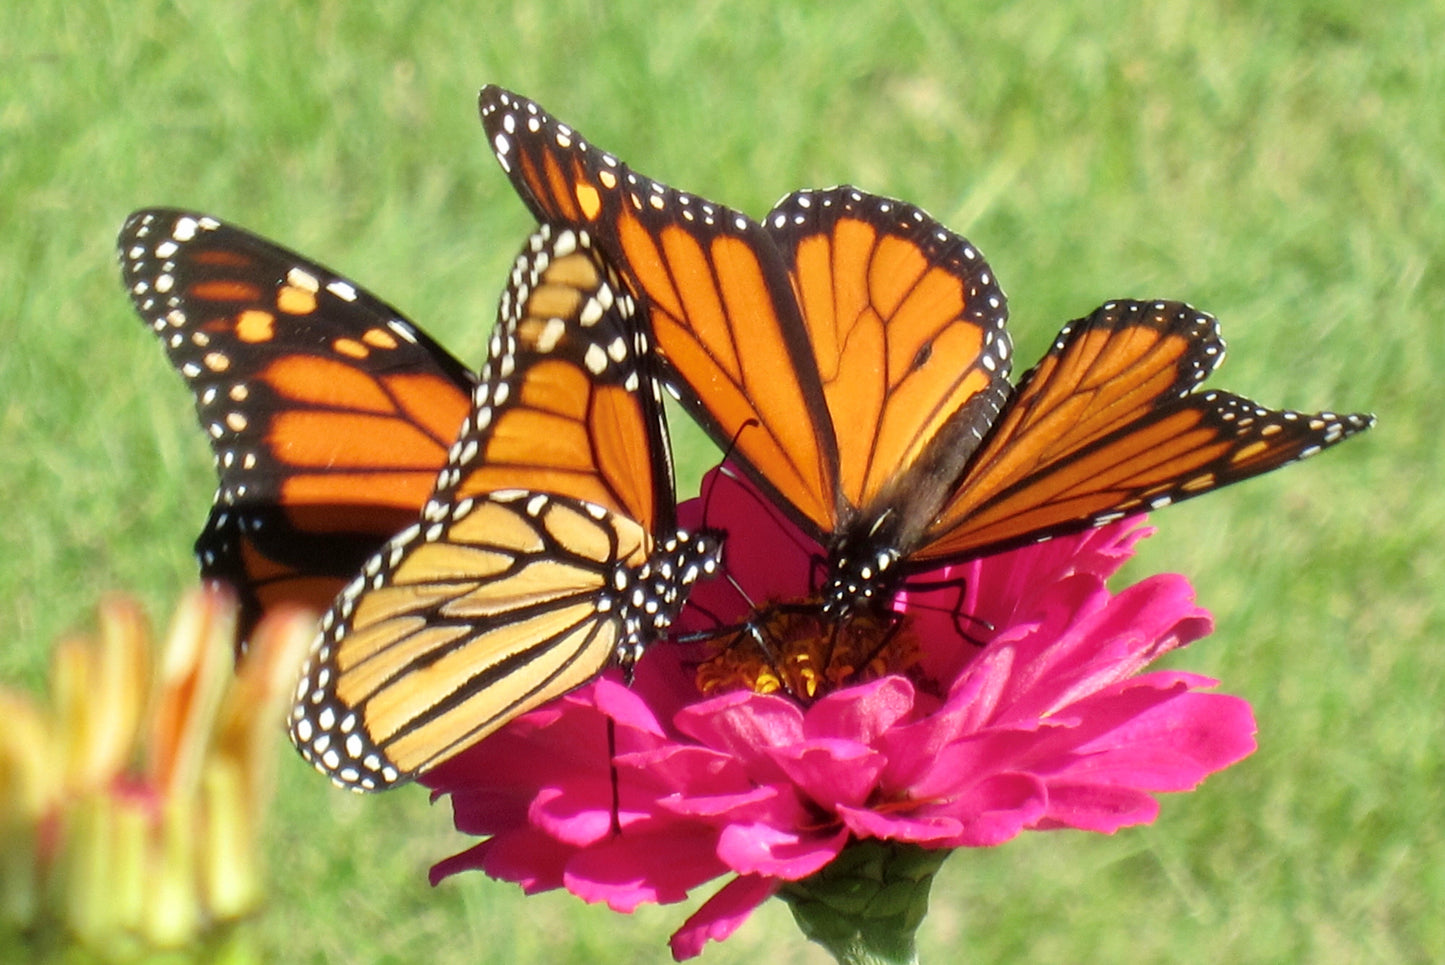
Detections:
1,0,1437,961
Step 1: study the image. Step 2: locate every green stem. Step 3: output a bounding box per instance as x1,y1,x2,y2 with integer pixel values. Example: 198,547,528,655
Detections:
777,840,951,965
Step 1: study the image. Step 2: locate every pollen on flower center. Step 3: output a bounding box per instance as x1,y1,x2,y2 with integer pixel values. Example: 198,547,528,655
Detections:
693,607,923,700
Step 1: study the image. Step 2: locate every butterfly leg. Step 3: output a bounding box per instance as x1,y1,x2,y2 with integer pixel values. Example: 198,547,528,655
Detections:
898,575,994,646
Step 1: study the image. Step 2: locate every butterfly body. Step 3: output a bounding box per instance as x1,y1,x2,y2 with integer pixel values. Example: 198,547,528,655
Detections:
289,225,723,790
478,86,1374,620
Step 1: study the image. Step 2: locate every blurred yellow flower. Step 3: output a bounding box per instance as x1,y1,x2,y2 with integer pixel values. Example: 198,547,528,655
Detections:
0,586,313,954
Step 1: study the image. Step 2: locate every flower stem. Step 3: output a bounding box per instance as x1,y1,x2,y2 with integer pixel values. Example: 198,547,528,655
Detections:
777,840,950,965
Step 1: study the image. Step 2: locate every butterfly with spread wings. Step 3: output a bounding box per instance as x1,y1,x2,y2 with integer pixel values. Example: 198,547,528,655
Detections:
119,210,475,644
288,225,724,791
478,86,1375,618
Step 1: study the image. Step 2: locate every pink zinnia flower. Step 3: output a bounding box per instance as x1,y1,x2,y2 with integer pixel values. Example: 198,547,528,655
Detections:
423,467,1257,960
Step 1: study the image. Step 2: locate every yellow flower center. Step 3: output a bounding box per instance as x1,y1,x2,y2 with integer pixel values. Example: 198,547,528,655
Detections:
694,607,925,701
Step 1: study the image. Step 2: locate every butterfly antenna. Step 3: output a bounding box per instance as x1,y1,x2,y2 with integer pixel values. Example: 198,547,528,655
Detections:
709,461,819,567
673,571,796,700
719,571,787,677
675,572,785,665
700,418,759,525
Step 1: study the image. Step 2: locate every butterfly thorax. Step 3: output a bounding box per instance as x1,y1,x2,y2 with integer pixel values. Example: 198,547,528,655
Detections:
821,537,905,619
607,528,725,666
818,370,1011,620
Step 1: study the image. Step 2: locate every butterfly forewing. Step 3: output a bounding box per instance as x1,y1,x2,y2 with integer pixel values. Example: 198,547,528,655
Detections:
440,227,667,526
290,226,723,790
482,87,841,538
118,209,475,638
919,300,1375,561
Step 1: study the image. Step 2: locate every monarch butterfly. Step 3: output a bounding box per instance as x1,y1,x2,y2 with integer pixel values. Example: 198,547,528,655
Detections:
478,86,1375,617
288,225,725,791
118,210,474,643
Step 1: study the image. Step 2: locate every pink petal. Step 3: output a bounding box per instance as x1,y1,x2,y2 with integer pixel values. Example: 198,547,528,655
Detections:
673,691,805,777
424,690,617,832
429,840,491,886
532,785,615,847
833,806,965,846
618,743,755,796
1043,688,1257,792
593,676,671,739
429,828,571,893
625,643,720,728
770,739,884,810
434,781,536,836
839,767,1047,847
804,675,917,743
716,821,849,878
907,764,1050,846
669,874,782,961
657,784,789,823
874,670,1000,788
1034,782,1161,832
901,518,1153,637
564,827,730,910
961,574,1213,727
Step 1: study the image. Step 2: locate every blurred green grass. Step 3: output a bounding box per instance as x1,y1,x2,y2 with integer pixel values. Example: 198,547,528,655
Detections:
1,0,1438,961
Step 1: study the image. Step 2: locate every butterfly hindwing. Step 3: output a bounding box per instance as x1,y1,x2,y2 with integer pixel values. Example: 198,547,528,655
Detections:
289,226,723,790
118,209,475,636
299,490,656,789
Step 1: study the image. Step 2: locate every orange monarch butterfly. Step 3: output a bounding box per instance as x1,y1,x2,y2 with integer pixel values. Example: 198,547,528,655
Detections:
288,225,725,791
119,210,474,644
478,86,1375,617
